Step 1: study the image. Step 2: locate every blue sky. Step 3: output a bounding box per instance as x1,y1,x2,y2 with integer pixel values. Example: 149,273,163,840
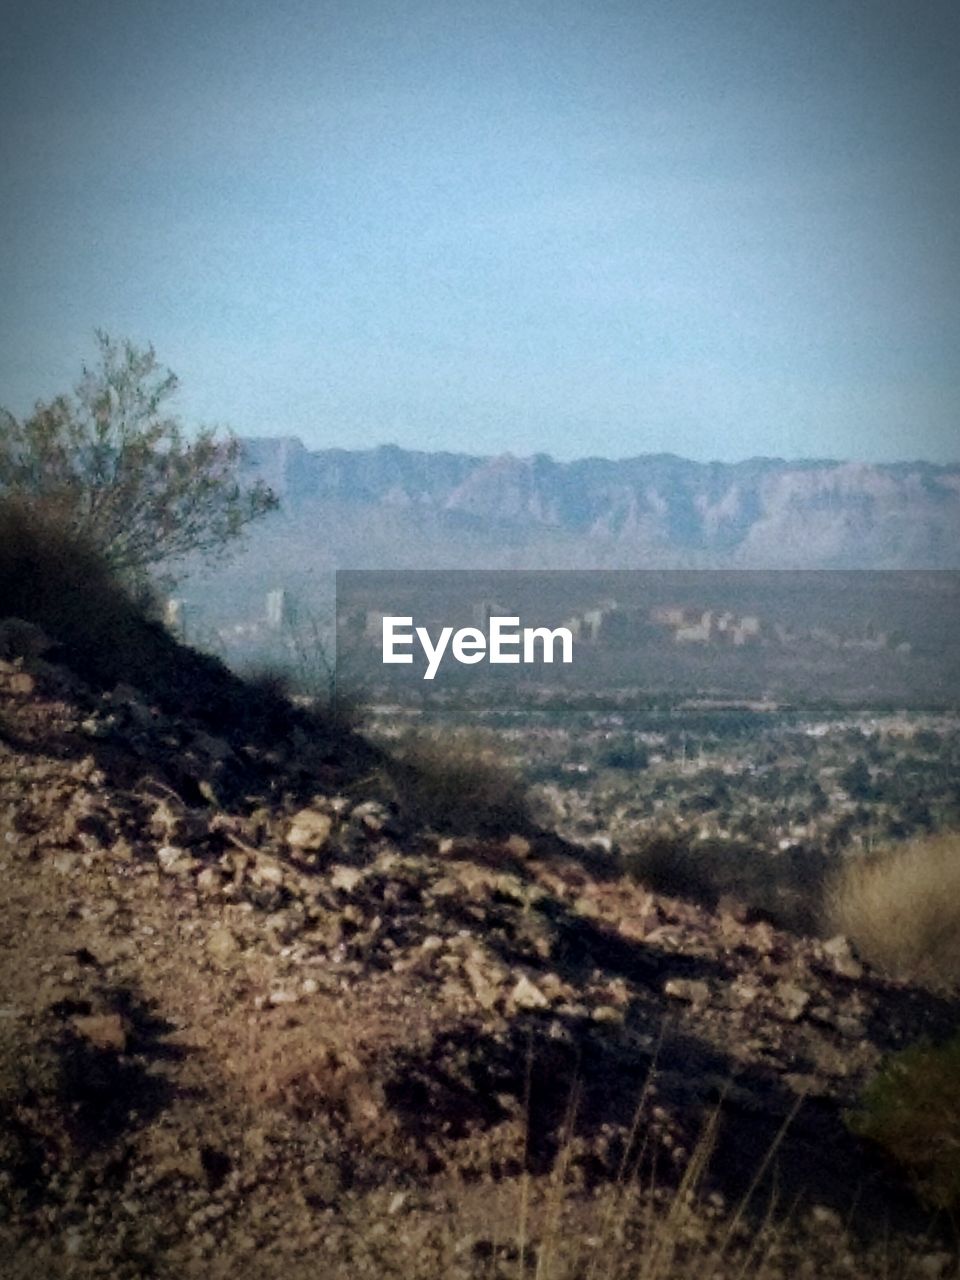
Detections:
2,0,958,462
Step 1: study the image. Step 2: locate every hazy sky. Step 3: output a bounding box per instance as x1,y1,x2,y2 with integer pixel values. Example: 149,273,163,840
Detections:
2,0,958,462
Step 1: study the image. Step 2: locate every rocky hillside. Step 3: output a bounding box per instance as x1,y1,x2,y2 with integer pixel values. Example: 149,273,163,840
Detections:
1,631,959,1277
235,439,960,570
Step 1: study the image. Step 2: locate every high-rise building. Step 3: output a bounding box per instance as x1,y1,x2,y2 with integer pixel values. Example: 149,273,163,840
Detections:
266,588,294,630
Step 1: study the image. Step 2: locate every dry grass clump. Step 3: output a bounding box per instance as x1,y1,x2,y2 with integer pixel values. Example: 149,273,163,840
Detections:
825,832,960,992
383,730,532,838
446,1071,817,1280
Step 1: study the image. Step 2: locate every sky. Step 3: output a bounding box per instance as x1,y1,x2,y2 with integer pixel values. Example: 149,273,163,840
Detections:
2,0,958,464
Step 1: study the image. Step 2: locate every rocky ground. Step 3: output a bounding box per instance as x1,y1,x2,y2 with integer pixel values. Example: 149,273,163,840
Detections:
1,644,958,1279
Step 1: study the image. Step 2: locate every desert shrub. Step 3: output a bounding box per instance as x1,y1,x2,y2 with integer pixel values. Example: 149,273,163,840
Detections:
0,332,276,585
624,828,832,935
848,1033,960,1212
383,730,532,837
239,659,365,743
825,832,960,991
237,662,296,704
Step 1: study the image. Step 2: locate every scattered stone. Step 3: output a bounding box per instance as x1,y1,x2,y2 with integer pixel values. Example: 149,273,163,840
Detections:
664,978,710,1006
774,982,811,1022
510,974,549,1010
351,800,391,833
717,894,751,924
727,976,761,1007
592,1004,623,1024
821,935,865,980
207,926,239,966
809,1204,843,1231
287,808,333,852
72,1012,128,1052
7,671,36,696
503,833,531,859
157,844,198,875
252,857,285,886
463,957,503,1010
196,867,223,896
330,865,364,892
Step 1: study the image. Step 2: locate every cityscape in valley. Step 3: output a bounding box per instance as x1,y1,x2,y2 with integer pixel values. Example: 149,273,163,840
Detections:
170,555,960,940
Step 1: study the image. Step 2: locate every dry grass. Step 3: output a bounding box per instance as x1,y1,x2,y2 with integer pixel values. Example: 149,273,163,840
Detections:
382,729,533,838
443,1071,816,1280
825,832,960,992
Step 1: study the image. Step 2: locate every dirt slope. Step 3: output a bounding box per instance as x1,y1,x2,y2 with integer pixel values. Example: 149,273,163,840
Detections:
1,648,957,1279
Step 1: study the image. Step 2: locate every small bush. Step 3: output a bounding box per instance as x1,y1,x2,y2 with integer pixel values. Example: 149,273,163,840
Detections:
848,1033,960,1212
238,663,296,704
240,660,365,742
384,730,532,838
825,832,960,991
624,828,831,935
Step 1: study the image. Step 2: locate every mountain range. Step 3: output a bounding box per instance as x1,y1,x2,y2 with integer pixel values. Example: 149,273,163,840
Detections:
185,439,960,616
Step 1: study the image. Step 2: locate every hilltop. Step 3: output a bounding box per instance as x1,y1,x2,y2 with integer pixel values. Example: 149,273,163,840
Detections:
1,611,959,1277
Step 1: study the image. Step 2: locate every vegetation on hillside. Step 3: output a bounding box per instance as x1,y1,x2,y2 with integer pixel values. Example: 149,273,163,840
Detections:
849,1033,960,1212
826,831,960,992
0,332,277,587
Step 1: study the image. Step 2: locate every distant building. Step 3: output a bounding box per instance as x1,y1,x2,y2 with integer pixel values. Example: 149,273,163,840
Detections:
676,612,713,644
164,598,189,641
473,599,510,631
578,600,619,642
651,605,689,628
266,588,295,630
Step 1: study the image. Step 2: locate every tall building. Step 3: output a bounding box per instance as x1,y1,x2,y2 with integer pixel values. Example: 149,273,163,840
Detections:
266,588,295,631
164,598,189,640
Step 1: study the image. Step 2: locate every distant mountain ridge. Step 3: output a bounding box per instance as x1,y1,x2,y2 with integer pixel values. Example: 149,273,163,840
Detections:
236,438,960,570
